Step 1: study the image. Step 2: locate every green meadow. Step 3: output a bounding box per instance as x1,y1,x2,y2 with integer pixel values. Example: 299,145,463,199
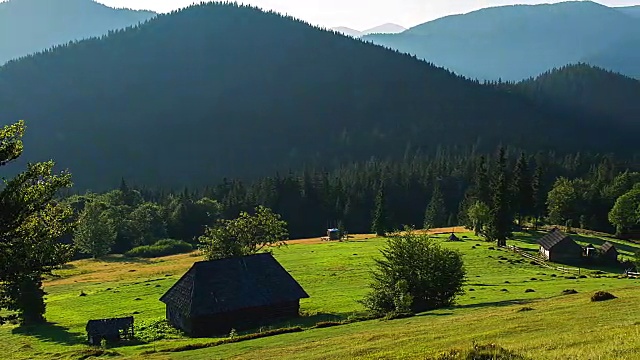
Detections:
3,230,640,359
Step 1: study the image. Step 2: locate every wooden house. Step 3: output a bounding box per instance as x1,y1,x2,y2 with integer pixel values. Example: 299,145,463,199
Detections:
86,317,134,346
160,253,309,337
327,228,341,240
537,228,583,263
600,242,619,263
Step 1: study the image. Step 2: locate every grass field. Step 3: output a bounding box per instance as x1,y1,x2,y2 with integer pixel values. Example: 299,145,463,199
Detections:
3,229,640,359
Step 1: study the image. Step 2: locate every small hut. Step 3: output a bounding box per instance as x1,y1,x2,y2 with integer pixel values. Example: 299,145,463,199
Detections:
327,228,341,241
537,228,583,263
160,253,309,337
600,242,619,263
448,233,460,242
86,317,134,346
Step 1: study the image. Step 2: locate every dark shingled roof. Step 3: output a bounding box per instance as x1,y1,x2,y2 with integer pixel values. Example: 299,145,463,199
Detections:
160,253,309,316
449,233,460,241
601,242,616,253
537,228,575,250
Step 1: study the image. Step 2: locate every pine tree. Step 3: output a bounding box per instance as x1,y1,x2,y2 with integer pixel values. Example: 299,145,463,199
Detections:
486,147,512,246
531,162,545,229
0,121,74,325
512,152,533,227
474,156,491,204
424,182,446,229
371,182,389,236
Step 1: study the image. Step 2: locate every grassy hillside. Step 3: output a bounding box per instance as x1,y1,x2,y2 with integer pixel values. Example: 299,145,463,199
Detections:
4,230,640,359
363,1,640,81
0,0,156,64
0,2,634,191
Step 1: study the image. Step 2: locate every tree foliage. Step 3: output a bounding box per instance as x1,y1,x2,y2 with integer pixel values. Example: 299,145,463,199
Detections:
486,148,512,246
608,185,640,236
73,200,117,258
0,121,74,325
199,206,288,260
362,228,466,316
371,183,389,236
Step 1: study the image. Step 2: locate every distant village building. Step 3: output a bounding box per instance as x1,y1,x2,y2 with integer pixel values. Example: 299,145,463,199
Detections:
327,228,341,241
537,228,583,263
85,317,134,346
160,253,309,337
600,242,619,264
584,244,597,258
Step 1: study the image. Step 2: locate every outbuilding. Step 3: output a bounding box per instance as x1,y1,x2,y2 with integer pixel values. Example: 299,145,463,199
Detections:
85,317,134,346
160,253,309,337
537,228,583,263
600,242,619,263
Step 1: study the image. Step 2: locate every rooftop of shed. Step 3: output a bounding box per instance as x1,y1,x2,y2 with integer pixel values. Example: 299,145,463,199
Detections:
160,253,309,317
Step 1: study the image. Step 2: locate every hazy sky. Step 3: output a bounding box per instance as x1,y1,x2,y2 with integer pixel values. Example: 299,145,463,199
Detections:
97,0,639,29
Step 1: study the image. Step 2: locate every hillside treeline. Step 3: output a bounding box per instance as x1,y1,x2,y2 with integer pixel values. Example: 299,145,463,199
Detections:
64,149,640,255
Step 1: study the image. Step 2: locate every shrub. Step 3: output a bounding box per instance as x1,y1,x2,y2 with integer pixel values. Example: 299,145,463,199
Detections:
361,228,466,316
135,318,185,342
125,239,193,258
591,291,617,302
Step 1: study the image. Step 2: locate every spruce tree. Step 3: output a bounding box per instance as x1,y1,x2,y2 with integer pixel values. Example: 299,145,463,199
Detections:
486,147,512,246
0,121,74,325
424,182,446,229
531,162,545,229
371,182,389,236
512,152,533,227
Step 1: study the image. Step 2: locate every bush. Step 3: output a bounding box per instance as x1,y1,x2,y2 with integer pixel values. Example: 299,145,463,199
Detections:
135,318,185,342
361,228,466,316
591,291,617,302
125,239,193,258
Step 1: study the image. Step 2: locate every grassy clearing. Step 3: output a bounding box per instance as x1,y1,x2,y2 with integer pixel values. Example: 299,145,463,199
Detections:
2,230,640,359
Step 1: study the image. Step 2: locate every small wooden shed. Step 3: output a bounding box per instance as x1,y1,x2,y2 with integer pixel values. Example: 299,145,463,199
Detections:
600,242,619,263
86,317,134,346
537,228,583,263
327,228,341,241
448,233,460,242
584,244,597,258
160,253,309,337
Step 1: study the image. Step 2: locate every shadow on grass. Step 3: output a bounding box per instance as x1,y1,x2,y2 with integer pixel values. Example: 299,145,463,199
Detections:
12,322,85,346
453,299,533,310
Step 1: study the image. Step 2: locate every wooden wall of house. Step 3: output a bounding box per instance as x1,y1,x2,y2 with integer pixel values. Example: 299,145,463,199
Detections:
167,305,192,334
188,301,301,337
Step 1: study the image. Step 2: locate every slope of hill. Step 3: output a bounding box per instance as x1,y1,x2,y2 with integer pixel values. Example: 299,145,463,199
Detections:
583,36,640,79
331,23,406,37
330,26,362,37
0,3,636,190
361,23,406,35
0,0,156,64
506,64,640,128
617,5,640,17
363,1,640,81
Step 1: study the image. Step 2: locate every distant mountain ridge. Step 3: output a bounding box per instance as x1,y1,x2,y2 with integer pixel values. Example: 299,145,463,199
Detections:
617,5,640,17
331,23,406,37
0,0,156,64
0,3,634,190
363,1,640,81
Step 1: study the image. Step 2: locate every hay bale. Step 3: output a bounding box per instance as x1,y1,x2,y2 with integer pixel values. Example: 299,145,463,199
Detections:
562,289,578,295
525,289,535,293
517,307,534,312
591,291,617,302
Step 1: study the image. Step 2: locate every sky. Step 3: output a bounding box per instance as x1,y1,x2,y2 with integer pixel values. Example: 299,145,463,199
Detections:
96,0,639,30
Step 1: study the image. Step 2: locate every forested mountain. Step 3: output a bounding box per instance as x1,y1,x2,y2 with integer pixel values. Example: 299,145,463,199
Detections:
0,3,637,190
0,0,156,64
582,36,640,79
363,1,640,81
503,64,640,130
331,23,406,37
331,26,363,37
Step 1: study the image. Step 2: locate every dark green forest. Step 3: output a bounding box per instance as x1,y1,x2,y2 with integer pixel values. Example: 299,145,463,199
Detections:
0,2,638,190
64,148,640,256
